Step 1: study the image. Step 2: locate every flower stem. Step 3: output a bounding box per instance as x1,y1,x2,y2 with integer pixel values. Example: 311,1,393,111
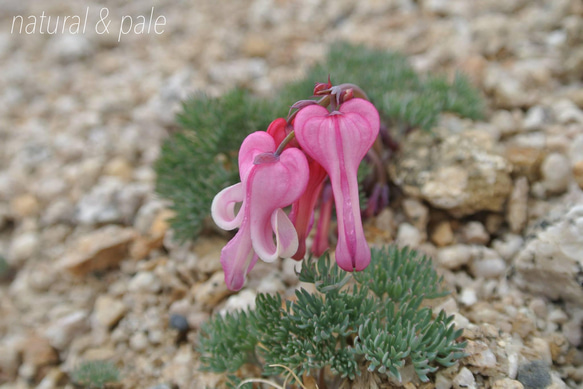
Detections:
274,130,296,156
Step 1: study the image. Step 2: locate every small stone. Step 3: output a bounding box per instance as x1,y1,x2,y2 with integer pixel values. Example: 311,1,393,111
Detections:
433,297,458,316
453,367,476,389
128,271,161,293
528,298,548,319
169,314,189,332
492,378,524,389
514,205,583,305
42,199,75,225
192,237,226,274
464,340,497,371
0,340,21,381
437,244,473,270
531,337,552,365
44,311,88,350
103,157,133,181
563,317,583,348
10,193,40,218
242,34,271,57
435,372,453,389
20,335,59,371
548,309,569,324
492,234,524,261
505,146,546,182
431,221,454,247
461,221,489,245
507,177,529,233
186,312,210,331
517,360,551,389
402,198,429,232
523,106,548,131
36,367,66,389
540,153,571,194
471,257,507,278
192,271,231,307
492,110,521,135
129,332,149,352
57,225,135,276
396,223,422,248
459,288,478,306
8,231,40,266
92,295,127,329
223,289,257,313
573,160,583,190
553,99,583,124
374,208,396,235
281,257,302,285
256,274,285,294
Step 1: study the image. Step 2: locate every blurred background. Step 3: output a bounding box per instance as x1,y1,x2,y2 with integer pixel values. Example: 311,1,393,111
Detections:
0,0,583,388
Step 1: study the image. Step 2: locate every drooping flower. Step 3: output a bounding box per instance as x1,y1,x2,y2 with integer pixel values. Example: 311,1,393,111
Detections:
294,98,380,272
211,131,309,290
289,158,327,260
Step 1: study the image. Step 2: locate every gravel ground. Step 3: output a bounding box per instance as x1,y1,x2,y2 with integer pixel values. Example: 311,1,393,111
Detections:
1,0,583,388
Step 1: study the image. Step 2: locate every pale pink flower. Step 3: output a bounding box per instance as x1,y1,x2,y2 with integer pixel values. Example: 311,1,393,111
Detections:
294,98,380,271
211,131,309,290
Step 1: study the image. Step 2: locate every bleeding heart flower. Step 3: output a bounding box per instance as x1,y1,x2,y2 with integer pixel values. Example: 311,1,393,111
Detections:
294,98,379,272
212,131,309,290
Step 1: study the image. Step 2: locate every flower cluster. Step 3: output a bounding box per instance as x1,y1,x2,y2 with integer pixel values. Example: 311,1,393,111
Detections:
211,80,380,290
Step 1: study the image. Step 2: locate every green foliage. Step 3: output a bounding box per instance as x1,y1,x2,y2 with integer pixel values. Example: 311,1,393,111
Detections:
71,360,120,388
287,42,484,131
197,245,466,387
155,43,484,241
154,89,277,241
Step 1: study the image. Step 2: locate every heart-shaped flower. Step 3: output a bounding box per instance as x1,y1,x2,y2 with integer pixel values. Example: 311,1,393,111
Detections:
294,98,379,271
211,131,309,290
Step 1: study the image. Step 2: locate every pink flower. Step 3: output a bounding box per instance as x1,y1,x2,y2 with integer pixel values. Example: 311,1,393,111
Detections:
289,158,327,260
211,131,309,290
294,98,380,272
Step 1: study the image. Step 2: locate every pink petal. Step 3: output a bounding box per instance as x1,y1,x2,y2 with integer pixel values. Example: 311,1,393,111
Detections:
238,131,276,182
271,208,298,259
220,226,258,291
211,183,244,230
248,147,309,262
294,98,379,271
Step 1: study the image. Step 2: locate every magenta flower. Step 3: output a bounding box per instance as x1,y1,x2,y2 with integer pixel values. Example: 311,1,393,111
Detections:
294,98,380,272
211,131,309,290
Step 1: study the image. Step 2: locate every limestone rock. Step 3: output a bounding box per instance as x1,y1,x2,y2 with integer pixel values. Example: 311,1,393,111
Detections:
453,367,476,389
514,204,583,305
92,295,127,329
507,177,529,233
540,153,571,194
389,128,512,217
192,272,231,308
437,244,473,270
43,311,88,350
57,225,135,276
431,221,454,247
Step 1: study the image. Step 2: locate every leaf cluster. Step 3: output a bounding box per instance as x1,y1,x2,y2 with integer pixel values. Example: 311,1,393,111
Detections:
71,360,120,389
197,245,466,387
284,42,484,132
